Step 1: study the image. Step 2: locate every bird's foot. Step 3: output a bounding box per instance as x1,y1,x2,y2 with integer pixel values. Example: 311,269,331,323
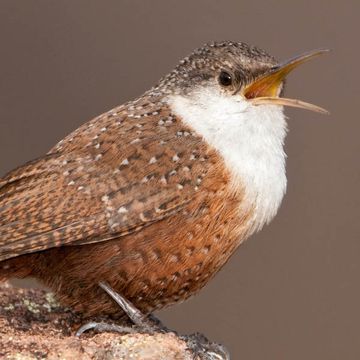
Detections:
77,281,230,359
76,281,166,336
76,321,135,336
181,332,230,360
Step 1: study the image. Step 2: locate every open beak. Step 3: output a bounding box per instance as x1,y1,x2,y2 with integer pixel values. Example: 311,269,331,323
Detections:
243,49,330,114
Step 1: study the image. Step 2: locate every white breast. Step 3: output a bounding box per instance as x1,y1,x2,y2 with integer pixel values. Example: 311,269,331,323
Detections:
167,86,288,234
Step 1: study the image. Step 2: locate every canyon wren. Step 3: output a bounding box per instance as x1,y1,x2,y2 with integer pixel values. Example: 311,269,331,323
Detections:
0,41,328,318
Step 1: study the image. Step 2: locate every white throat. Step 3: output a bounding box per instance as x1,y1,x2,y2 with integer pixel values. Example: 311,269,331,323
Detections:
167,86,288,233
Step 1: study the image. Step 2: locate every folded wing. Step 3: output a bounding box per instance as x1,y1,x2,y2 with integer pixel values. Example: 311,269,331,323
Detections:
0,105,208,261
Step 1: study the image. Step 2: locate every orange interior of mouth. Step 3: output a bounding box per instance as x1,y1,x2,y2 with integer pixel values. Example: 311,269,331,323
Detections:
242,49,330,114
244,80,282,99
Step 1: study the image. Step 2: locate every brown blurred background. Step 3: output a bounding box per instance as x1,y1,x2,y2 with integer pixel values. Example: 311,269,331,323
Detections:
0,1,359,359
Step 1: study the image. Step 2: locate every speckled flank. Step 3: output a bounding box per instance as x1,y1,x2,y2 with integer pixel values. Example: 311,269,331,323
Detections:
32,158,250,316
0,41,285,316
0,94,251,314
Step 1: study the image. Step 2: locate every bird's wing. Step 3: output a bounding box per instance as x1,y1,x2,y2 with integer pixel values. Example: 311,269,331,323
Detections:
0,102,212,261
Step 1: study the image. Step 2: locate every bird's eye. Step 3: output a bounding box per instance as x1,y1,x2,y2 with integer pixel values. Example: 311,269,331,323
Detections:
218,71,233,87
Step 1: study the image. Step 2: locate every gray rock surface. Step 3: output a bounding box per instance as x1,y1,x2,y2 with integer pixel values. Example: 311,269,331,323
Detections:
0,283,194,359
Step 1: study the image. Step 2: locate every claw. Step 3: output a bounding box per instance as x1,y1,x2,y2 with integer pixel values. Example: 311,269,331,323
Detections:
76,321,99,336
182,333,231,360
76,321,135,336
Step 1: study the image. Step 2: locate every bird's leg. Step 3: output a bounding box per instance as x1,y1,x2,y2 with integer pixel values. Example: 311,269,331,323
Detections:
77,282,230,359
76,281,165,336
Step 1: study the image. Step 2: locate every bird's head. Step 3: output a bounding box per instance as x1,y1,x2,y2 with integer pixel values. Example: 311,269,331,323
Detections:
158,41,328,115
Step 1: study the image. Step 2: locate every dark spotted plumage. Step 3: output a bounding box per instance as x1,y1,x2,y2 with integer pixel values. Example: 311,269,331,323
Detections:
0,41,280,316
155,41,276,95
0,99,210,260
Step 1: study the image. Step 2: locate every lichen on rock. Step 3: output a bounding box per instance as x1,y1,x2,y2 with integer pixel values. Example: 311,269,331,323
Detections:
0,283,194,359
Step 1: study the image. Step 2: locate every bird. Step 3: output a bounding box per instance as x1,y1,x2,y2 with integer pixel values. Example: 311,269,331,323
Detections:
0,41,328,320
